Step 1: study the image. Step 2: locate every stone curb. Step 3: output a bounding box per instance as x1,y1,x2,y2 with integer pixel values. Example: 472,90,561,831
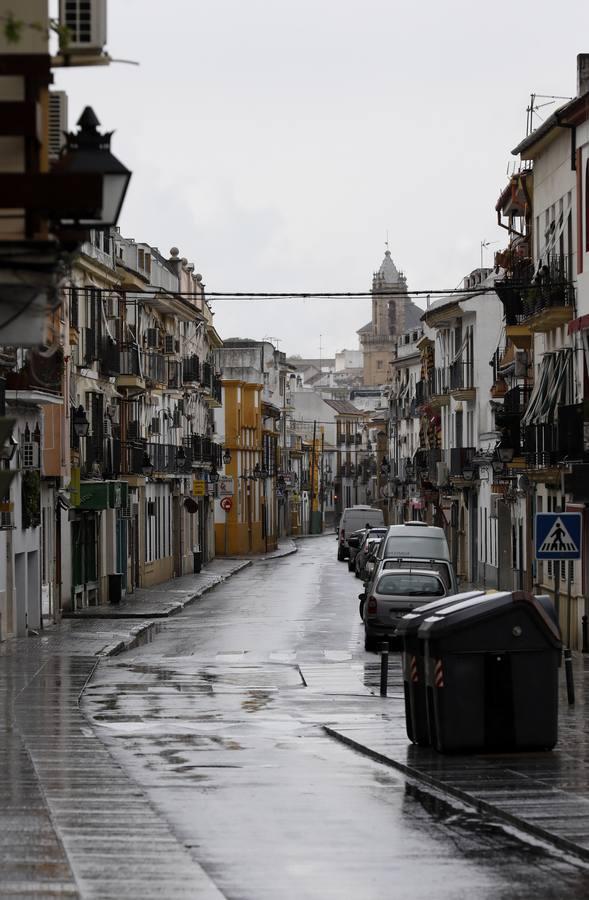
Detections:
97,561,252,656
323,725,589,864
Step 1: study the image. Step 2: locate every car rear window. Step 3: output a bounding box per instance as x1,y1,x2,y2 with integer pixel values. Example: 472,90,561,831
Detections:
376,573,445,597
381,559,452,589
384,536,448,559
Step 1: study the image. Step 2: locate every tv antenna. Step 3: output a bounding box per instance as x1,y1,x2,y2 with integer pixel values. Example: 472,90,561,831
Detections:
526,93,573,136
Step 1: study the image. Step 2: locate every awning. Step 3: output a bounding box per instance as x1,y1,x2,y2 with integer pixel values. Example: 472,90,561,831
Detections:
521,349,573,427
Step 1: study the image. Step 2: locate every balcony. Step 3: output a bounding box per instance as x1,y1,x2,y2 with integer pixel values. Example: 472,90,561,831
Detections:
415,379,429,407
167,360,182,390
183,435,223,467
182,355,200,384
523,409,586,481
495,255,574,335
143,351,166,387
449,446,475,478
449,360,475,401
116,344,145,392
430,368,450,407
100,337,120,378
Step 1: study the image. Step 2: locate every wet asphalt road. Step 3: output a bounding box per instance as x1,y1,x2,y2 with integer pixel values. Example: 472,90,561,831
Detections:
83,536,589,899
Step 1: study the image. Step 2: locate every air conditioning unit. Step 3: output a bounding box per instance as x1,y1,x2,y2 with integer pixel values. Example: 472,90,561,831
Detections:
490,494,500,517
59,0,107,54
21,442,40,469
163,334,175,354
514,349,529,378
436,461,449,485
48,91,68,161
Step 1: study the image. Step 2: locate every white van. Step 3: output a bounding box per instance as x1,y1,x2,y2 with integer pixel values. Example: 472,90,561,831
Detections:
337,506,385,560
376,523,450,562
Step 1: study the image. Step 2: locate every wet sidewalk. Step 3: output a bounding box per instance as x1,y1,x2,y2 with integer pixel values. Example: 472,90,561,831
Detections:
0,553,260,897
63,558,252,621
325,651,589,862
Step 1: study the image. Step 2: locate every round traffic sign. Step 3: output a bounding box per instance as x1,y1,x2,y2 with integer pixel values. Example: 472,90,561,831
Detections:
220,496,233,512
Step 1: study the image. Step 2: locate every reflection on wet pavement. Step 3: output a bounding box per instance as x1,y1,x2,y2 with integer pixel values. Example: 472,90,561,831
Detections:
82,536,589,899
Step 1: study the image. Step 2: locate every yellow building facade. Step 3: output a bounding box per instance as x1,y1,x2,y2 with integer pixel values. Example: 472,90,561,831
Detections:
216,379,276,555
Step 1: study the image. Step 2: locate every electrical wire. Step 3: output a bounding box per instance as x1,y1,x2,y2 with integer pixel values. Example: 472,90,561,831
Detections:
60,283,550,301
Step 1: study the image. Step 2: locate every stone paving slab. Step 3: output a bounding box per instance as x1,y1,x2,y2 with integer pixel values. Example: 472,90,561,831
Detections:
63,559,252,620
324,651,589,862
2,653,225,899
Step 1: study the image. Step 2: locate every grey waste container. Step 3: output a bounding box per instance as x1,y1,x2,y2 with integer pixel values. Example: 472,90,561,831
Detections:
108,573,122,605
396,590,485,746
418,590,562,753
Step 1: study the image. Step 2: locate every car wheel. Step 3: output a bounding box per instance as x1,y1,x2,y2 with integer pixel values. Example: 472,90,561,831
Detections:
347,559,355,572
359,598,365,619
337,547,345,561
364,631,376,652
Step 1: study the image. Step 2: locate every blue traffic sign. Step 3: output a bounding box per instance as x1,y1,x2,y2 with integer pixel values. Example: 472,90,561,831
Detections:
535,513,582,560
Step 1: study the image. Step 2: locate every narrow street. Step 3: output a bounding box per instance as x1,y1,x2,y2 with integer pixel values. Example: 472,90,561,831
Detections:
79,536,588,899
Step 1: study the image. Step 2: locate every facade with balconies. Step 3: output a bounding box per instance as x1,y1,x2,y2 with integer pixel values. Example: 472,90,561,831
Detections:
62,231,224,606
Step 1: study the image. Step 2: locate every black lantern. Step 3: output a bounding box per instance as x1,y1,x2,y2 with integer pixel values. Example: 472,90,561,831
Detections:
141,453,154,477
52,107,132,227
492,458,505,476
210,466,220,484
497,444,514,464
223,448,232,465
73,405,90,438
253,462,261,479
462,463,476,481
176,446,186,466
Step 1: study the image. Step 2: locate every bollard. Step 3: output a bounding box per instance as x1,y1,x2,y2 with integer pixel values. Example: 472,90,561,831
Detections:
582,615,588,654
564,648,575,706
379,642,389,697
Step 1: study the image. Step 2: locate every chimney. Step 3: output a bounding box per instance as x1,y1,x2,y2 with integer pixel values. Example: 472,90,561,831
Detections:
577,53,589,96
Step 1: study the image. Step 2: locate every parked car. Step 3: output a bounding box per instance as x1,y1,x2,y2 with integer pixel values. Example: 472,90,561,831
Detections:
337,506,385,561
360,568,447,651
346,529,367,572
361,556,458,616
376,523,450,564
354,528,387,579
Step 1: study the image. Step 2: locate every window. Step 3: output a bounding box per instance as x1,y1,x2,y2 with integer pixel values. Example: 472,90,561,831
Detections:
377,360,383,370
376,573,444,597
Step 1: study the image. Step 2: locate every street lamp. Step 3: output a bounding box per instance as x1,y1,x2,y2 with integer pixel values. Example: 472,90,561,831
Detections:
462,463,476,481
223,448,232,465
253,462,261,479
141,453,154,477
492,458,505,476
73,405,90,439
176,446,186,467
52,107,132,227
210,466,220,484
0,433,17,462
496,444,514,464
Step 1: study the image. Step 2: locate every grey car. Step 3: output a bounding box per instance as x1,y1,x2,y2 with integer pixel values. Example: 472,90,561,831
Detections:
360,568,447,651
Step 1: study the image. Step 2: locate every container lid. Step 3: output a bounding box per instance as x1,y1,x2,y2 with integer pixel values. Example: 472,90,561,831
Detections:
417,590,562,647
395,590,486,637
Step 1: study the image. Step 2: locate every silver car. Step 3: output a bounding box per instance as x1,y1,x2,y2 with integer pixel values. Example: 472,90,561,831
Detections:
361,568,447,651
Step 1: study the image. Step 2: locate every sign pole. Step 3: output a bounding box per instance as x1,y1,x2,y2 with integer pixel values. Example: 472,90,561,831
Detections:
567,561,573,648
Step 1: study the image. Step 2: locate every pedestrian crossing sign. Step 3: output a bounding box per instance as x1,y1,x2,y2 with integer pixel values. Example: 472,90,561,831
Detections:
535,513,582,560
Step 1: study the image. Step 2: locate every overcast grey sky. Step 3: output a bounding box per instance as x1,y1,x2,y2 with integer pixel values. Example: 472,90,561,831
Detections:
54,0,589,358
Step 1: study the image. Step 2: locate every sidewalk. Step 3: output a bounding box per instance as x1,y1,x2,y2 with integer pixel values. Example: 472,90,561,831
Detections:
0,553,257,898
63,557,252,621
325,651,589,863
